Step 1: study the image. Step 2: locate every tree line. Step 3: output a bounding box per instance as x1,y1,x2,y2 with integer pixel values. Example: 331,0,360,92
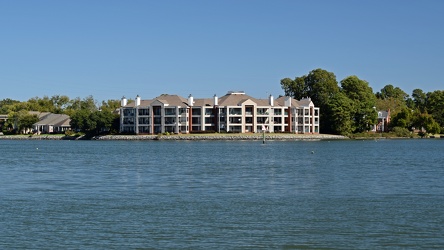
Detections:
0,95,121,135
1,69,443,136
281,68,443,136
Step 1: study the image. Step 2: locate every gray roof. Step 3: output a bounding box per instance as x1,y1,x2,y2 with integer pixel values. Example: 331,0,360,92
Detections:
33,113,71,127
378,111,389,118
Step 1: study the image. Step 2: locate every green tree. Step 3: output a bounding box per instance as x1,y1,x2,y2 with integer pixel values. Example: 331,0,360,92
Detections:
340,76,377,132
304,69,340,107
100,99,121,112
426,90,444,129
6,110,39,134
280,77,306,100
324,92,355,135
51,95,70,113
281,68,340,134
65,96,98,116
413,112,440,135
390,107,413,129
411,89,427,112
70,109,92,132
0,98,20,114
375,84,408,115
27,96,56,112
90,110,116,134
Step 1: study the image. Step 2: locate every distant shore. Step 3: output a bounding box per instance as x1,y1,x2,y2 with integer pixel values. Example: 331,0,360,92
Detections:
0,133,348,141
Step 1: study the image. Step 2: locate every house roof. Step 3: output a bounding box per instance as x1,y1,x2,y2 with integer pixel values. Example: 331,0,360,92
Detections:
156,94,188,106
218,92,263,106
33,113,71,127
121,92,318,108
193,98,213,107
378,111,389,118
123,95,188,108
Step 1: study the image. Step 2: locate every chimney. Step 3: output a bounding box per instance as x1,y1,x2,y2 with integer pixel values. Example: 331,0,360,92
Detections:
269,94,274,106
213,94,218,106
121,96,127,107
284,96,291,107
135,95,141,106
188,94,194,107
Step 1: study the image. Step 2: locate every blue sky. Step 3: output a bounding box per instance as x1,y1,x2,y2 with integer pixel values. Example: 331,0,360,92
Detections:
1,0,443,102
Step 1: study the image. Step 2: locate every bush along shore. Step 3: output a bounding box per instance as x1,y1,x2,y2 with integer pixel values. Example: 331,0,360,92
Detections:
0,133,348,141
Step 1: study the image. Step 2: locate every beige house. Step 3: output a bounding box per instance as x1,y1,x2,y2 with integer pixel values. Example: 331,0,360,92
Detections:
120,91,319,134
32,113,71,134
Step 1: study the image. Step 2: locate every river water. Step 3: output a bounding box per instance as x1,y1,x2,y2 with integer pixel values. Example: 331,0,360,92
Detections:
0,139,443,249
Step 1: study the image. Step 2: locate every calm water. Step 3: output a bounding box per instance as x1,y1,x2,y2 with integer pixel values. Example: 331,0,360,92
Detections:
0,139,443,249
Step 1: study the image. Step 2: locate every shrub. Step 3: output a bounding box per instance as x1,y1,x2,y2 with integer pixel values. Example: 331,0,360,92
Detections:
65,130,75,136
391,127,410,137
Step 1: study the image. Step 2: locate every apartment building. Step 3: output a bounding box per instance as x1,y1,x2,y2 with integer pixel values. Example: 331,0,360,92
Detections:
120,91,319,134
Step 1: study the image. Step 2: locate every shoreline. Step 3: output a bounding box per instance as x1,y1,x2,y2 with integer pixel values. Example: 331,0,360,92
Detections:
0,134,348,141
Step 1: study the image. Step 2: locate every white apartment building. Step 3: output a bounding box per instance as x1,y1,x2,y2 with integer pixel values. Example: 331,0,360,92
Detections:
120,91,319,134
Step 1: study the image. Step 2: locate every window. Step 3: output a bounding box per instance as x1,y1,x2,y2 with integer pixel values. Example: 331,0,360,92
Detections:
180,117,187,123
205,108,213,115
154,117,161,124
123,118,134,124
179,108,187,115
138,109,149,116
123,109,134,116
229,117,242,124
138,117,150,124
205,117,213,124
165,108,176,116
192,108,201,116
229,126,242,132
192,117,201,124
274,109,282,115
165,117,175,124
154,126,162,134
153,106,161,116
257,117,267,123
257,108,268,115
229,108,242,115
123,126,134,133
274,117,282,124
138,126,150,133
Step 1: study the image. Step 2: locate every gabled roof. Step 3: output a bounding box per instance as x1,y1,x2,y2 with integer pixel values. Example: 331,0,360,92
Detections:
123,95,188,108
123,100,152,108
33,113,71,127
298,99,313,107
218,92,263,106
155,94,188,106
193,98,213,107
